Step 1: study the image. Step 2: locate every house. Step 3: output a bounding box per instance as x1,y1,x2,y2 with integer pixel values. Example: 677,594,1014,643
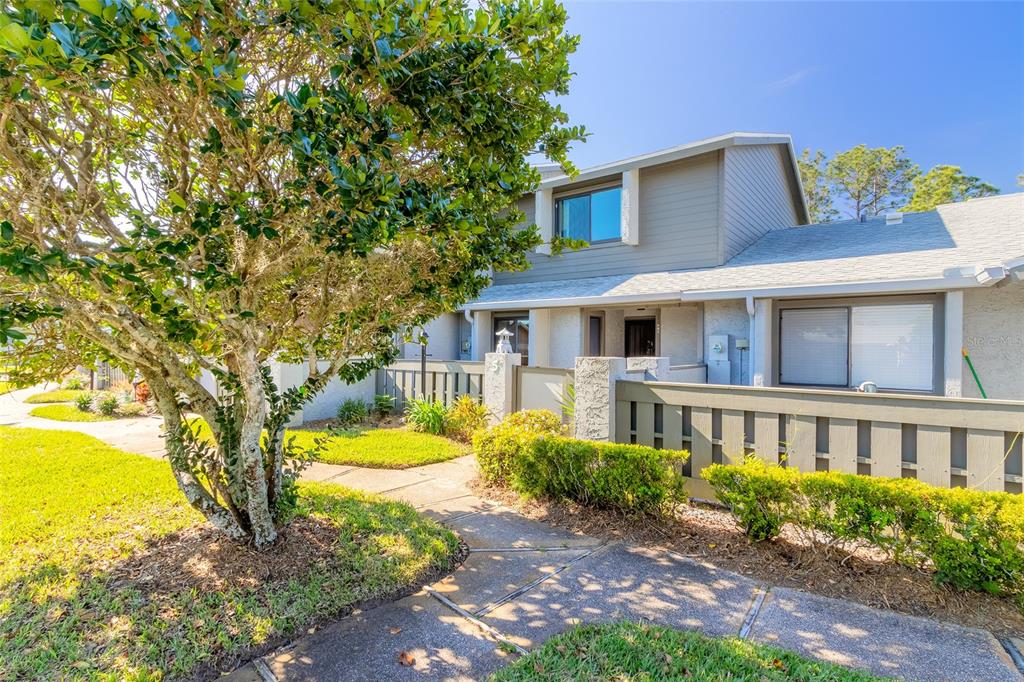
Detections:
405,132,1024,401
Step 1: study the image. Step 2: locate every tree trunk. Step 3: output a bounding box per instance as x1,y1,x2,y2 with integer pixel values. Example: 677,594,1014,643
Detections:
236,349,278,548
144,370,250,542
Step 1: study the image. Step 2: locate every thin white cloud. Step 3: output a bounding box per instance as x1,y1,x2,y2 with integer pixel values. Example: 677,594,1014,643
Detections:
767,67,819,91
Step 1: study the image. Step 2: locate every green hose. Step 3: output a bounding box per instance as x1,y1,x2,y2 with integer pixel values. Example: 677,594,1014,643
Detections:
962,348,987,399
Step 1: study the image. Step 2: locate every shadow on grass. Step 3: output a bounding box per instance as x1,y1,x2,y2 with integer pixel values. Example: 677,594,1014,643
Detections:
1,485,465,681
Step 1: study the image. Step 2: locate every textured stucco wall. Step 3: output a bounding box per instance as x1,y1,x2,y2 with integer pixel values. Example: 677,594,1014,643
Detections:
660,305,702,364
704,300,751,385
549,307,583,368
962,282,1024,400
604,309,625,356
270,360,377,424
573,356,627,441
402,313,460,361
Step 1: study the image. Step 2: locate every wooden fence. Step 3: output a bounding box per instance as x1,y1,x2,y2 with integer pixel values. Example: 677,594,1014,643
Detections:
616,380,1024,496
514,365,574,422
376,360,484,412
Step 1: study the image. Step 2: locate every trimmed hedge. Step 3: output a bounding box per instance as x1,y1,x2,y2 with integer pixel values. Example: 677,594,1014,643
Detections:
474,410,689,515
516,436,689,515
474,410,563,485
703,458,1024,597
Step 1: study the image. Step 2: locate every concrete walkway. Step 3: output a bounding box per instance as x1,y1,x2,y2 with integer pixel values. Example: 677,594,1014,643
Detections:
1,388,1021,681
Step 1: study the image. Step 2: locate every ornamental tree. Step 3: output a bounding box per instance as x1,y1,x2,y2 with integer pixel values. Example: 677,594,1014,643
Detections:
0,0,583,547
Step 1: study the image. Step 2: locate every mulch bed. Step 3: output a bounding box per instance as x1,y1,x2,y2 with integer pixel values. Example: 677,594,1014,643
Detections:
109,516,346,594
472,480,1024,638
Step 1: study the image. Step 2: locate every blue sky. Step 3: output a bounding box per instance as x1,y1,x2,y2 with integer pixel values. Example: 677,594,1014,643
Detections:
555,1,1024,193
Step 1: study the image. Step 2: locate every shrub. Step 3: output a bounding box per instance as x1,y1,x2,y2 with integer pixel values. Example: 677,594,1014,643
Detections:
473,410,563,484
515,436,689,515
336,399,369,428
62,375,86,391
372,394,395,419
96,393,120,417
444,395,489,442
405,398,447,435
74,393,94,413
134,382,151,403
702,458,799,541
116,402,147,417
702,459,1024,597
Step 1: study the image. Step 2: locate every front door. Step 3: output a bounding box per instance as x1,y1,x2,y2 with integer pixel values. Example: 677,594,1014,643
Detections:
625,317,656,357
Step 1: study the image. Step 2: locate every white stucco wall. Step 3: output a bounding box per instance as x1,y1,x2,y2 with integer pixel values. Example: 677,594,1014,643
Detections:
660,304,702,364
704,299,751,385
604,309,625,357
962,282,1024,400
402,313,460,361
549,307,583,368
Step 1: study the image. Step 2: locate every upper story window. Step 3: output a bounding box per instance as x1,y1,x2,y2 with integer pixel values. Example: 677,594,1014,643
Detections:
555,186,622,243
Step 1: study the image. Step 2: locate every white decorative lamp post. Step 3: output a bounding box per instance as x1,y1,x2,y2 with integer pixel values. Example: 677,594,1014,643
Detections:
495,327,514,354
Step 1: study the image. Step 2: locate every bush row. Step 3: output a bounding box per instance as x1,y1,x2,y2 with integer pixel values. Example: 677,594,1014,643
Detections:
702,458,1024,596
475,410,689,515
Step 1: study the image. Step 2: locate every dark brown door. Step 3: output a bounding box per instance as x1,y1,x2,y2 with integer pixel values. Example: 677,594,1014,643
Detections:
625,318,656,357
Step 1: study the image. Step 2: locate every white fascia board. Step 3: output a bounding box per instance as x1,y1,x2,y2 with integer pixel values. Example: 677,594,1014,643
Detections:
539,132,795,190
465,290,683,311
678,272,1007,302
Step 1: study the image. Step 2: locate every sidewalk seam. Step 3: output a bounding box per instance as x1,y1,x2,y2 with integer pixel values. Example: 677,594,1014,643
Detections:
251,658,278,682
424,585,529,656
999,637,1024,675
472,543,608,618
737,585,769,639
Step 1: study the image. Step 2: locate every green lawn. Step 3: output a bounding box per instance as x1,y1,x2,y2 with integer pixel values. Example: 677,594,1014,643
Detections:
29,404,114,422
23,389,87,404
191,420,467,469
299,426,467,468
0,426,460,680
491,622,885,682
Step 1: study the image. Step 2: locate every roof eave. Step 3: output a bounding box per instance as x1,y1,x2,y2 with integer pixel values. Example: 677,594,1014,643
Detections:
538,132,797,191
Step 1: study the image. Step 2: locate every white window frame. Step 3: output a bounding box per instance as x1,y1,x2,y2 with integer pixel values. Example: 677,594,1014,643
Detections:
775,296,941,394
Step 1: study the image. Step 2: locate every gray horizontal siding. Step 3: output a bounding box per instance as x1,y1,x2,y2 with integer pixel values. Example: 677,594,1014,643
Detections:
493,152,721,285
723,145,800,260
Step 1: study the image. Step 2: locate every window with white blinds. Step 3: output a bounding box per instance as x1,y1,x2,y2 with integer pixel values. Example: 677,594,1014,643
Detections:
779,308,849,386
850,304,934,391
779,302,936,391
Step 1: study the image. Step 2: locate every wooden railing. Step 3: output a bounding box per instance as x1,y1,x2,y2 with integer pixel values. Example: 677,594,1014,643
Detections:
616,380,1024,496
514,365,574,421
377,360,484,411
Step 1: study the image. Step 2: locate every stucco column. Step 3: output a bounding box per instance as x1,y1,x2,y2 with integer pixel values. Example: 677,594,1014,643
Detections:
528,308,551,367
483,352,521,424
752,299,773,387
944,290,964,397
471,310,492,361
625,356,669,380
573,356,628,442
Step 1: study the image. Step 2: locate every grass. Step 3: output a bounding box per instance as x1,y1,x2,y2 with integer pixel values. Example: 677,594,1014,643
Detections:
299,426,467,468
23,389,87,404
0,426,460,680
490,622,885,682
29,404,114,422
191,420,467,469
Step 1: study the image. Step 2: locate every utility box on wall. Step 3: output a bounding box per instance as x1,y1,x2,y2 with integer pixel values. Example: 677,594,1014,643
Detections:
707,334,732,385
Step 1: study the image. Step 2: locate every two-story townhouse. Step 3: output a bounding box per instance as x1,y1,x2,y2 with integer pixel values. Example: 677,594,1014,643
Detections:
404,132,1024,401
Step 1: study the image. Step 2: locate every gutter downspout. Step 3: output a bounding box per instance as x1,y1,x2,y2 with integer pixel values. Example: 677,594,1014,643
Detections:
746,296,755,387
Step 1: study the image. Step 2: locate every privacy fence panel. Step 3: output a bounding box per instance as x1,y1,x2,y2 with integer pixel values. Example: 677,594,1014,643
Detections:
377,360,484,412
514,366,574,423
616,380,1024,497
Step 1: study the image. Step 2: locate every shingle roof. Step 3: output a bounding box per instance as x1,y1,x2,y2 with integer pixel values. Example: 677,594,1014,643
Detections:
469,193,1024,308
